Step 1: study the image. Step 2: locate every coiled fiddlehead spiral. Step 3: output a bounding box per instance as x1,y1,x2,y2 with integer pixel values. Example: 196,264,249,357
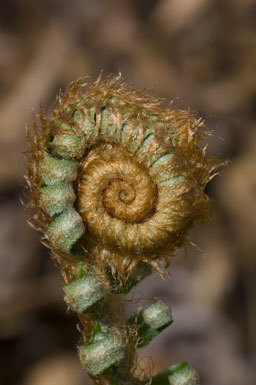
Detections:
26,75,220,385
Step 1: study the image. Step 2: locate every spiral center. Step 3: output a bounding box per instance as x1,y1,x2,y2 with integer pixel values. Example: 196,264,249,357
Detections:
102,179,137,220
78,144,157,231
119,188,135,204
108,180,136,204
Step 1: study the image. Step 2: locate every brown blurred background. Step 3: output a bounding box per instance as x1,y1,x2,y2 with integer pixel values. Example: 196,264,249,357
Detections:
0,1,255,384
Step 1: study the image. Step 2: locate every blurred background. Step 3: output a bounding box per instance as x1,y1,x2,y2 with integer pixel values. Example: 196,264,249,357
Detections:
0,1,255,384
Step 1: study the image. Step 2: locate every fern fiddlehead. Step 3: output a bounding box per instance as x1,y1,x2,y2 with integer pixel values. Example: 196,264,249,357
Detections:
26,75,219,385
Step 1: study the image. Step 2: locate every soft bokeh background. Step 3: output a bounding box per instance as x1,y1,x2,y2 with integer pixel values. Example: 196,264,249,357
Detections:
0,1,255,384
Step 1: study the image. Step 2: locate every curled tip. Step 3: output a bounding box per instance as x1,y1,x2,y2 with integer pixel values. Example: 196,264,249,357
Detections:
27,75,220,280
142,300,172,330
151,362,200,385
47,208,85,253
63,273,104,313
168,363,200,385
39,182,75,216
129,300,172,348
78,323,125,376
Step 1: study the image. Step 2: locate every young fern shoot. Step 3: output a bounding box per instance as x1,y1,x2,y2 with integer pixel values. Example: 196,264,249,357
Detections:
26,75,220,385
